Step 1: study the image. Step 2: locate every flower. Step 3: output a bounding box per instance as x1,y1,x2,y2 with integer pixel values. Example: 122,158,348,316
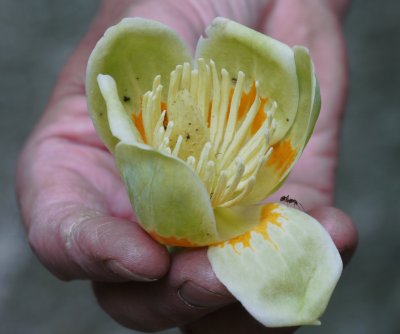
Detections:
86,17,342,327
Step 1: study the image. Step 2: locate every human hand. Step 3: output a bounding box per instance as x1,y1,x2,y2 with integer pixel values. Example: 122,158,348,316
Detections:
16,0,357,333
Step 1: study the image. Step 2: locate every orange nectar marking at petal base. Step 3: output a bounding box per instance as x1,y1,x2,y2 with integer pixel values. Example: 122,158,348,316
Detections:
236,83,269,134
132,101,169,144
132,111,146,143
161,102,168,127
205,82,268,131
267,139,297,177
219,203,284,254
237,82,256,120
251,95,268,134
148,230,199,247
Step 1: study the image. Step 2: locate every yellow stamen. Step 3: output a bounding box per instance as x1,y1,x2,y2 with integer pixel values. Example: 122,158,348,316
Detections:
130,59,278,207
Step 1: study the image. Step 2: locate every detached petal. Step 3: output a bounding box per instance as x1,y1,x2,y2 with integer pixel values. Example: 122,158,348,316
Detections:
242,47,319,204
87,18,191,151
208,203,342,327
196,17,299,144
115,142,219,247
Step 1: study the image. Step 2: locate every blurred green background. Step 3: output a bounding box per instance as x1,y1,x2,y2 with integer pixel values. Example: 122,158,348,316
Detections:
1,0,399,333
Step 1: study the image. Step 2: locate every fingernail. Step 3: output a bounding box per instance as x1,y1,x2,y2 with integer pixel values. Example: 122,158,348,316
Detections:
105,260,157,282
178,281,232,309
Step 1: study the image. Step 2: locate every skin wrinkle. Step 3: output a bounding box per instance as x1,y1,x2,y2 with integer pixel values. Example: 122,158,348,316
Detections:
30,201,104,280
131,0,270,53
28,95,132,219
33,141,116,210
92,221,118,258
264,0,348,128
94,249,231,332
15,0,357,332
309,127,339,157
37,96,104,146
291,137,337,191
169,1,206,48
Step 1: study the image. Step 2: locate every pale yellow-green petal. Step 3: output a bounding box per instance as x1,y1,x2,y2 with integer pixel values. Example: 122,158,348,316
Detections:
86,18,192,151
115,142,218,247
97,74,142,144
195,17,299,144
305,75,321,144
241,47,318,204
213,205,262,242
208,203,342,327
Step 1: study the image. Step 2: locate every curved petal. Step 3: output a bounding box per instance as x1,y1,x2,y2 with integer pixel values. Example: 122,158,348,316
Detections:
115,142,219,247
208,203,342,327
305,73,321,144
213,205,263,242
87,18,192,151
241,47,319,204
97,74,142,144
195,17,299,144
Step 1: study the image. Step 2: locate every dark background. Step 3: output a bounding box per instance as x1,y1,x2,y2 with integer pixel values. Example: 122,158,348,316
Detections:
1,0,399,333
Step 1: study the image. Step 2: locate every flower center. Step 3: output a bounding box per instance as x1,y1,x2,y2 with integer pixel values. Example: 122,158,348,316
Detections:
133,60,277,208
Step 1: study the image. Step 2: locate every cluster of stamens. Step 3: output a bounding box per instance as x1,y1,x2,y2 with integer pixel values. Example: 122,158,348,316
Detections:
131,59,277,208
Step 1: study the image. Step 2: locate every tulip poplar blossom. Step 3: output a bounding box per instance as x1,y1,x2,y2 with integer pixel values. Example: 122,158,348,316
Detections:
86,17,342,327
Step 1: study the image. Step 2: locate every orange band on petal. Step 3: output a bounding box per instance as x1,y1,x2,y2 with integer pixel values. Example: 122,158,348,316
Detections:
267,140,297,177
148,230,199,247
220,203,283,254
132,111,146,143
132,100,170,144
224,83,269,134
251,96,269,134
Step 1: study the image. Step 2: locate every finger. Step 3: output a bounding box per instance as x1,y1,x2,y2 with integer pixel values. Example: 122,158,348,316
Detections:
127,0,270,51
309,206,358,265
17,140,170,282
93,248,234,332
93,206,357,331
260,0,348,128
326,0,351,19
258,0,348,203
27,206,170,282
181,303,298,334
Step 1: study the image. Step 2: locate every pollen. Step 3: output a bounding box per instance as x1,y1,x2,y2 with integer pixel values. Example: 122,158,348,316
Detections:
130,59,277,208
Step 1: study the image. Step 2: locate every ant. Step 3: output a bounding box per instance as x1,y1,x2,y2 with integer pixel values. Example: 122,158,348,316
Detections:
280,195,304,211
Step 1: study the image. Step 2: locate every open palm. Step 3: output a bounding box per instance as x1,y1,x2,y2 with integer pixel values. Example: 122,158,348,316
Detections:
16,1,357,333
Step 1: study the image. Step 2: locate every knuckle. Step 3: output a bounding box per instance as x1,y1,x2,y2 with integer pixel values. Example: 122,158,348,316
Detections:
27,222,74,281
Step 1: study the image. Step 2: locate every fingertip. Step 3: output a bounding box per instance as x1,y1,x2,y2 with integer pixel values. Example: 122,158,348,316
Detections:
171,248,233,309
309,206,358,265
68,216,170,281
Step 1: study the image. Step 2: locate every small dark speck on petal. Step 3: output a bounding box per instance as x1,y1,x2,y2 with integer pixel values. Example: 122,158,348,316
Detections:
123,96,131,102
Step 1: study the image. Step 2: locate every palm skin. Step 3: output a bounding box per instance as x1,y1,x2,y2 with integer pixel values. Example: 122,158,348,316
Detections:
16,0,357,333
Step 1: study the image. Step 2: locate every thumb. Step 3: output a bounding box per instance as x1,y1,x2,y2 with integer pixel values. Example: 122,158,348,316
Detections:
25,202,170,282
